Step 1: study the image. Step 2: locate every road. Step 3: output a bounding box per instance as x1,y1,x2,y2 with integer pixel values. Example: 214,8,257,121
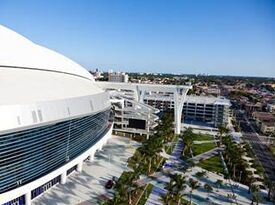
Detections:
235,110,275,182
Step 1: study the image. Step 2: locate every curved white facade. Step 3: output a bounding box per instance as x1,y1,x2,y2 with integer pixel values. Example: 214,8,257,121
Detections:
0,25,112,205
0,25,92,80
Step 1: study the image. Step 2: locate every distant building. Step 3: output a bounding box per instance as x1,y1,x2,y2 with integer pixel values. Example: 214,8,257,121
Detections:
260,121,275,134
108,72,129,83
244,102,262,114
183,96,231,127
252,111,275,134
144,94,231,128
205,85,221,96
267,103,275,113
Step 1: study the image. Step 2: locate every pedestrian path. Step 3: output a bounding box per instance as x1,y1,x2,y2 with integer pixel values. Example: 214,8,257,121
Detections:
145,139,184,205
191,147,224,163
144,137,273,205
193,140,219,144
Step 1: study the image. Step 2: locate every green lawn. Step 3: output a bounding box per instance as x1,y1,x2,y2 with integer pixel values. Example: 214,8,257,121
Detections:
192,142,216,156
197,156,225,174
192,134,214,141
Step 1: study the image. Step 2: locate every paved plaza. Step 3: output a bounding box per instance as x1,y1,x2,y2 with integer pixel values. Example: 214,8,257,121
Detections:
32,135,139,205
141,139,272,205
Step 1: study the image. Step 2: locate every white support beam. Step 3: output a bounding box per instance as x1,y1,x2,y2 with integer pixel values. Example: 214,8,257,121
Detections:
61,172,67,184
25,192,31,205
96,82,191,134
174,88,188,134
76,161,83,172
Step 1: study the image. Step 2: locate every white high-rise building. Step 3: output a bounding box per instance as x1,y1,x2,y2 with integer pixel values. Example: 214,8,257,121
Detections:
108,71,129,83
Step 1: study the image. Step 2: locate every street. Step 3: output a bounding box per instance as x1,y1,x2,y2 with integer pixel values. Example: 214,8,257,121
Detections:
236,110,275,182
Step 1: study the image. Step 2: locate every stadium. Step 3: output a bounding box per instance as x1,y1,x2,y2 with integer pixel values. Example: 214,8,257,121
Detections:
0,25,112,205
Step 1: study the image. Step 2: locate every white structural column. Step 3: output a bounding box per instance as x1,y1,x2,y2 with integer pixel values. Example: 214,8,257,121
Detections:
76,161,83,172
89,152,95,162
61,172,67,184
173,88,187,134
25,192,31,205
96,82,191,135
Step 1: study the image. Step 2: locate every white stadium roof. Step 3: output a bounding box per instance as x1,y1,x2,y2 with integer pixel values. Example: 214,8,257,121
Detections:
0,25,103,105
0,25,93,80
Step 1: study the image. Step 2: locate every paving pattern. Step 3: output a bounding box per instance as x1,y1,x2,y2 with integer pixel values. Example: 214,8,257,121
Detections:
143,138,272,205
145,139,184,205
32,136,139,205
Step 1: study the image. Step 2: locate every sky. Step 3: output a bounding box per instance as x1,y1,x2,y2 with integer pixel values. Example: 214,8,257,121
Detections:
0,0,274,77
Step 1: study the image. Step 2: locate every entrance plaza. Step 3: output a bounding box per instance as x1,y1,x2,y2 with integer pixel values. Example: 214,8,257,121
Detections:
32,136,139,205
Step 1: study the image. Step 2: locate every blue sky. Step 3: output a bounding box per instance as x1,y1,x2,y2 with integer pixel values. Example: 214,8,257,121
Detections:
0,0,274,77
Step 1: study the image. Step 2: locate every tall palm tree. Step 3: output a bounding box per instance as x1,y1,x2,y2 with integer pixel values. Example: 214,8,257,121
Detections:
251,184,261,205
111,192,122,205
215,179,223,189
204,183,213,197
166,180,175,194
267,180,274,201
252,192,261,205
174,192,185,205
160,193,173,205
188,178,200,204
218,126,229,147
183,138,193,157
248,178,257,194
171,174,186,190
195,171,207,179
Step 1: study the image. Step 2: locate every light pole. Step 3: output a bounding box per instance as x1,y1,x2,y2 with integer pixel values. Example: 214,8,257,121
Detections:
239,171,242,182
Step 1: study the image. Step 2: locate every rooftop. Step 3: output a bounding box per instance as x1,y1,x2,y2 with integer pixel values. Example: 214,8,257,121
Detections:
252,112,275,121
185,95,231,106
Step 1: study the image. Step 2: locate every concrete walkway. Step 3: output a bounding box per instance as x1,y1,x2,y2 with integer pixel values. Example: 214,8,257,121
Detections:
191,147,224,163
193,140,219,144
143,139,272,205
145,139,184,205
32,136,139,205
184,166,272,205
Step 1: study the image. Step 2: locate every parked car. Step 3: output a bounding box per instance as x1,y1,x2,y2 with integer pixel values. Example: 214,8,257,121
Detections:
105,179,114,189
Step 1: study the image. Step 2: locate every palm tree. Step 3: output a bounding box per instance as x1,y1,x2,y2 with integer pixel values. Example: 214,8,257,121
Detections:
267,181,274,201
160,193,173,205
183,138,193,157
195,171,207,179
174,192,185,205
252,192,261,205
188,178,200,204
204,183,213,197
171,174,186,193
218,126,228,147
166,180,175,194
215,179,223,189
110,192,122,205
251,184,261,205
248,178,257,194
